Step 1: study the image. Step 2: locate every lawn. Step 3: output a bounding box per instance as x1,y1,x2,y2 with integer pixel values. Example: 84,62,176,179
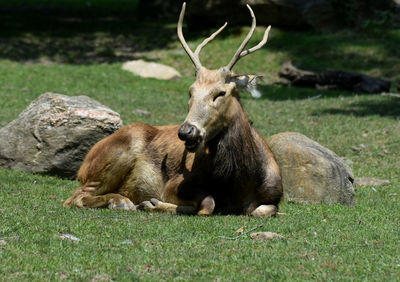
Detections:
0,7,399,281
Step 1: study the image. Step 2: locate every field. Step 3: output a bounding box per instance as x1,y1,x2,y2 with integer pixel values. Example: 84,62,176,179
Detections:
0,7,400,281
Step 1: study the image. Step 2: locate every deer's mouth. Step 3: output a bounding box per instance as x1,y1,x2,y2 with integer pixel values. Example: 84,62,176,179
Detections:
184,138,201,152
178,122,204,152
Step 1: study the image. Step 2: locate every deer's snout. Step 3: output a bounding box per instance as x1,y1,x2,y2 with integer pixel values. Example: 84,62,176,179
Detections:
178,122,199,141
178,122,202,152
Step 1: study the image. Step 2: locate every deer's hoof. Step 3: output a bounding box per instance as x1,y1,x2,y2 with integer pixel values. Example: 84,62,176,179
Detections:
137,200,155,211
108,198,136,211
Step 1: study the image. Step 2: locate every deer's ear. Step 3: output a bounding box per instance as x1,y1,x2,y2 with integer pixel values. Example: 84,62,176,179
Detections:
230,74,263,98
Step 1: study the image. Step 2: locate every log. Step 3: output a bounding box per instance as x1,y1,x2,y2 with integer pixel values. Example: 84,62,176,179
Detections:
278,60,390,94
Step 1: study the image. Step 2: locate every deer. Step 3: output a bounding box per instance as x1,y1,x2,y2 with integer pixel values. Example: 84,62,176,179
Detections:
63,2,282,217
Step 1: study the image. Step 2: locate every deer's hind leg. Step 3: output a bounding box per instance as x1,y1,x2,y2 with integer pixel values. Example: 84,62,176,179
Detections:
63,127,142,211
63,182,136,211
63,158,137,211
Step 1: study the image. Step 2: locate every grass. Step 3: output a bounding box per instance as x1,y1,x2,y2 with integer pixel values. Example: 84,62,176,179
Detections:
1,9,400,281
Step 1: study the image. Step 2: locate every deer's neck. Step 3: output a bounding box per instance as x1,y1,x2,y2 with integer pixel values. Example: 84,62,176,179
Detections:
207,106,262,180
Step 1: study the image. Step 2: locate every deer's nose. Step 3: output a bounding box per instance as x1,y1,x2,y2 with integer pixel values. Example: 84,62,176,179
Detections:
178,122,200,142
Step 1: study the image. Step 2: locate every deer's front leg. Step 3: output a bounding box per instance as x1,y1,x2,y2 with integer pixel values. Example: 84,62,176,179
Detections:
138,196,215,216
197,195,215,215
137,198,196,214
251,205,277,218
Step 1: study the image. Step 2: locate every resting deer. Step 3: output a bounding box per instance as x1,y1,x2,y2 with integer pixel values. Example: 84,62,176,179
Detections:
63,3,282,217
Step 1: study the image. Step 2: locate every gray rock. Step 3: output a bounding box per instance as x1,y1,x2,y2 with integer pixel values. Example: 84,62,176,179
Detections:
267,132,355,206
122,60,181,80
0,93,122,179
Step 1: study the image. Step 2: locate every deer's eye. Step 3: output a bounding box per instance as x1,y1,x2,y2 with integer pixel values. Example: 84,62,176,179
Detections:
213,91,226,102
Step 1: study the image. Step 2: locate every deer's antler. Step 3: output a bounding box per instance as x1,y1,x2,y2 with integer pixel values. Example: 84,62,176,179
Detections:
178,2,227,70
226,5,271,70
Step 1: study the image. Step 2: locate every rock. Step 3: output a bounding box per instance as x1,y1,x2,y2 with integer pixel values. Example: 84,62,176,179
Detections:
122,60,181,80
0,93,122,179
267,132,355,206
59,233,81,242
119,239,135,246
354,177,390,187
250,232,284,241
133,109,151,116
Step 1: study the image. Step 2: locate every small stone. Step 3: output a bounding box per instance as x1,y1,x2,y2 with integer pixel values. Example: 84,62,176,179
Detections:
250,232,284,241
120,239,135,245
91,273,111,281
122,60,181,80
0,240,6,247
60,233,80,241
134,109,151,116
344,159,353,166
59,272,69,280
354,177,390,187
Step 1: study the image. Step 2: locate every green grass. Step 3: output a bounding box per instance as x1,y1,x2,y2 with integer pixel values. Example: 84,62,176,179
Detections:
1,13,400,280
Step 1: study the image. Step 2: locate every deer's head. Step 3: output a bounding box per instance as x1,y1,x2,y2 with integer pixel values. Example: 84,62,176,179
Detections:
177,3,271,152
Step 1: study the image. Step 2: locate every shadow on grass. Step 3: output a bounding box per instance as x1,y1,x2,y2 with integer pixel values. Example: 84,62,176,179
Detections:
316,97,400,118
0,13,179,64
255,84,354,101
266,29,400,78
0,9,236,65
249,84,400,118
0,7,399,93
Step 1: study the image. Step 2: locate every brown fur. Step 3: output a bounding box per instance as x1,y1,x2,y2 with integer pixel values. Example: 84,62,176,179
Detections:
63,83,282,215
64,4,282,216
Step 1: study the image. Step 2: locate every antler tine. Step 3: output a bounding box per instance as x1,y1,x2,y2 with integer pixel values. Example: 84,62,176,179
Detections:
226,4,269,70
194,22,228,58
239,25,271,57
177,2,202,70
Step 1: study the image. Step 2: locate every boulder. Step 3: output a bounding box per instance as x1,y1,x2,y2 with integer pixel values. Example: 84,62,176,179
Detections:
0,93,122,178
122,60,181,80
267,132,355,206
